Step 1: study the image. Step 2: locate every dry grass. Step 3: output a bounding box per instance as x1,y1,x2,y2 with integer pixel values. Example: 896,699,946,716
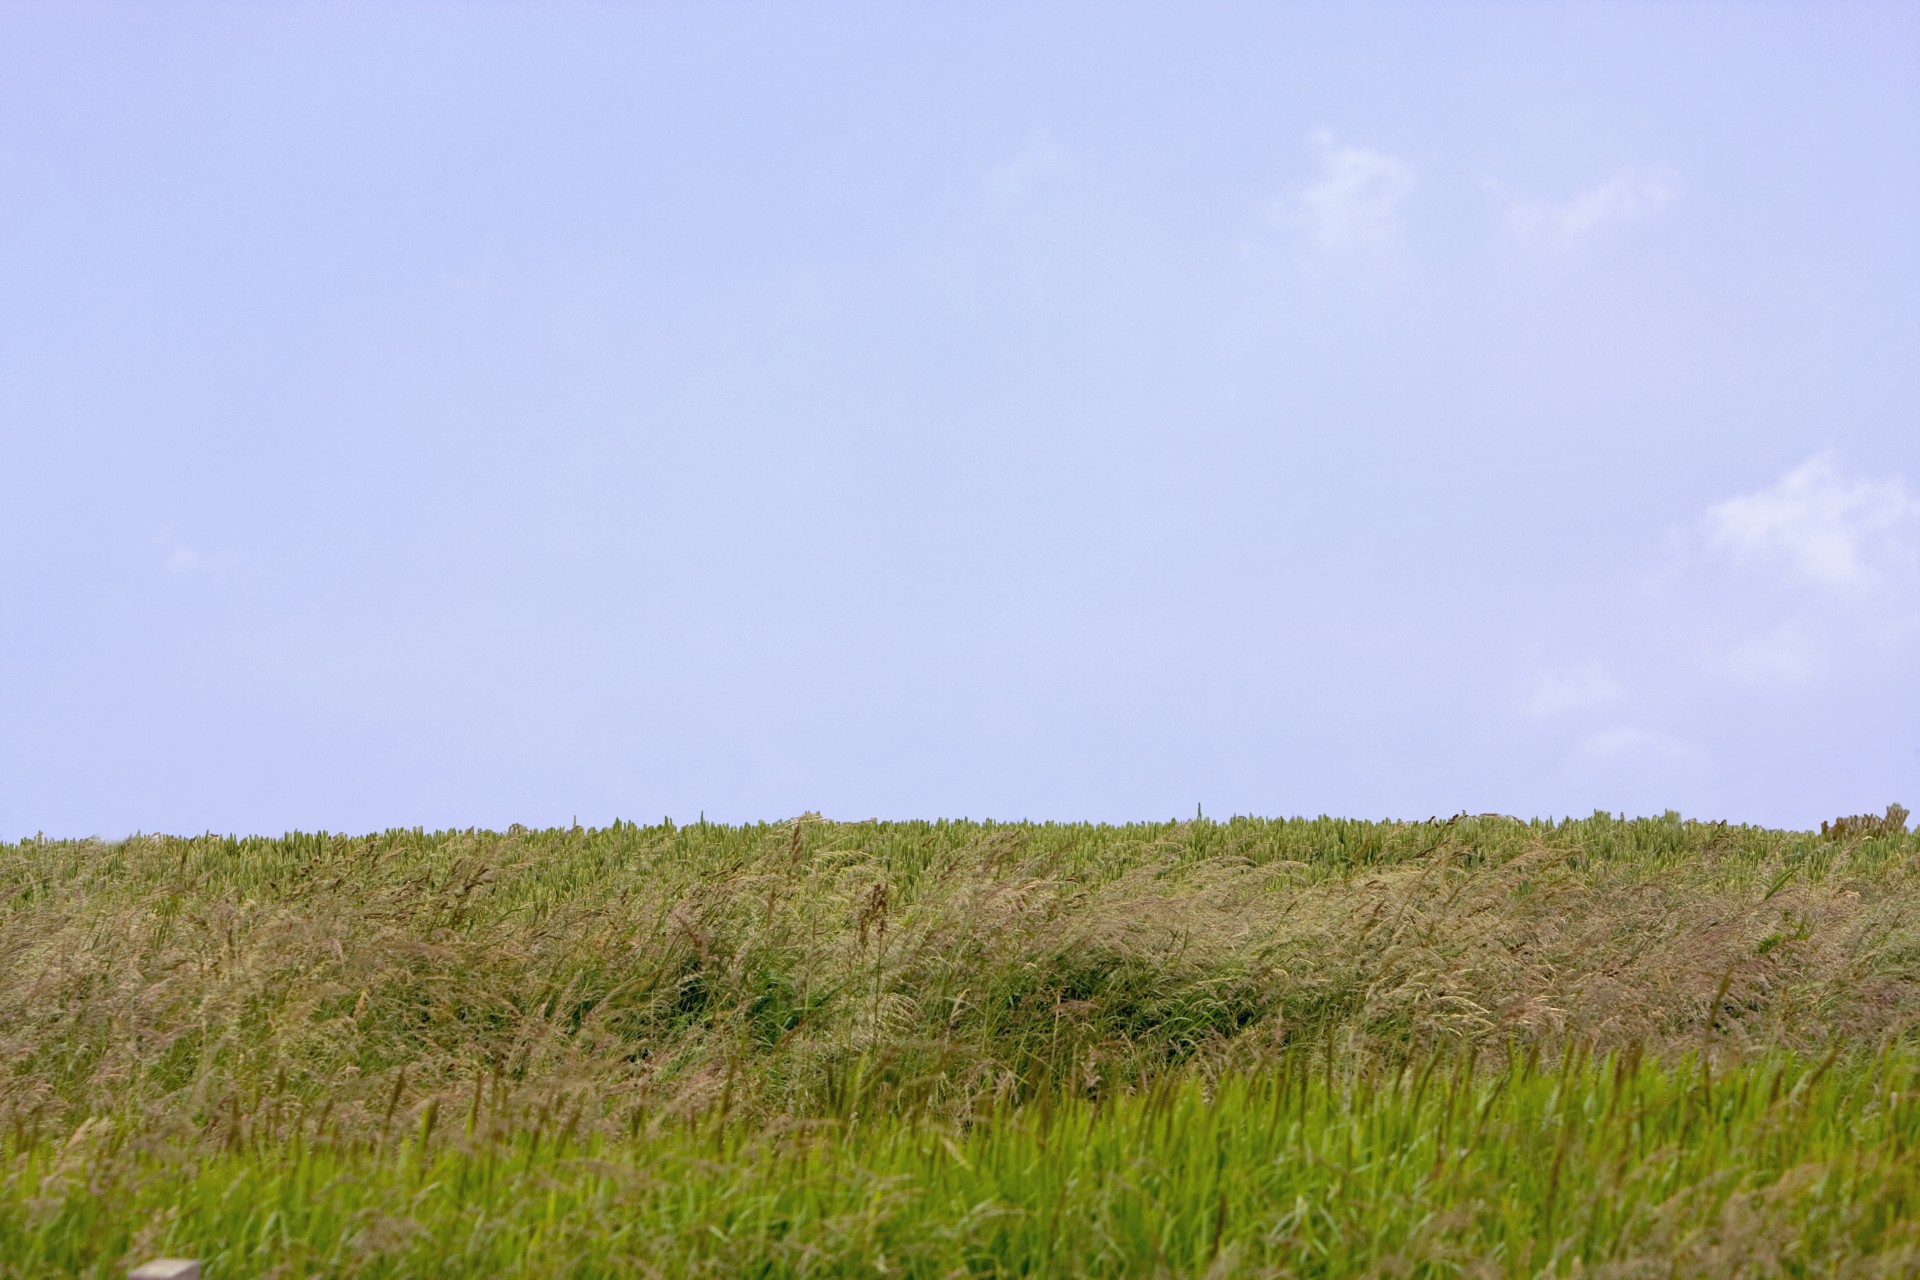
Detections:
3,809,1915,1149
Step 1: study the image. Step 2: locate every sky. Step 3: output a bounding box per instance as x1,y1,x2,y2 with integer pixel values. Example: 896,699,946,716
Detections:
2,3,1917,837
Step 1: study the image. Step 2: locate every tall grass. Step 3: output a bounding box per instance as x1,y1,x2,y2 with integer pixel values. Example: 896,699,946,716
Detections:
2,812,1916,1274
6,1046,1916,1276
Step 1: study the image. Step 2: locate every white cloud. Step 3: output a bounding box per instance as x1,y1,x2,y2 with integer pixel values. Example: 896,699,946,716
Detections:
1678,454,1920,691
1505,169,1674,252
1276,129,1415,256
1579,727,1700,764
1702,451,1920,594
154,525,236,583
1521,663,1624,718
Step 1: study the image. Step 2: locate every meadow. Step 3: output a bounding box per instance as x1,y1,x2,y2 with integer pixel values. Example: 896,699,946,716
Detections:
2,809,1916,1277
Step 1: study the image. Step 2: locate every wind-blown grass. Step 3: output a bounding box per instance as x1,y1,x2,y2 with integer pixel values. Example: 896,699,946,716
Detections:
2,811,1916,1275
7,1046,1918,1277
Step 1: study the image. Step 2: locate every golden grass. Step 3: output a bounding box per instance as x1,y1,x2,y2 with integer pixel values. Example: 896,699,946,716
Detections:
3,809,1914,1149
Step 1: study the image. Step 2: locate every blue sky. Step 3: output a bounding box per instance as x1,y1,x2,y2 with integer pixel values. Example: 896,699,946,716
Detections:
3,3,1917,836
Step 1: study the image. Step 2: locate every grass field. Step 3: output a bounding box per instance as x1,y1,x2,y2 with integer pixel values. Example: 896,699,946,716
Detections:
3,810,1916,1276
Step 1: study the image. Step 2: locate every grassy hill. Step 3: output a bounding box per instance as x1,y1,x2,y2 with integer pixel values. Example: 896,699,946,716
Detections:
3,811,1916,1276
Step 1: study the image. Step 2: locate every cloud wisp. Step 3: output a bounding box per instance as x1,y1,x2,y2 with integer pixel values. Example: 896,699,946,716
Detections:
1701,450,1920,596
1520,455,1914,794
153,524,245,587
1504,168,1674,254
1685,452,1920,688
1276,129,1415,260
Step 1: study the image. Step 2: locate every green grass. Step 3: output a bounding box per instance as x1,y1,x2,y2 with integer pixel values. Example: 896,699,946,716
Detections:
8,1047,1918,1277
2,811,1916,1275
